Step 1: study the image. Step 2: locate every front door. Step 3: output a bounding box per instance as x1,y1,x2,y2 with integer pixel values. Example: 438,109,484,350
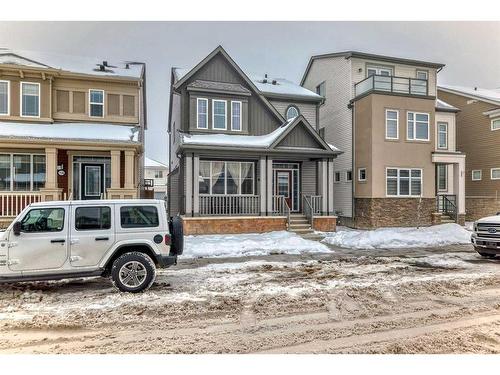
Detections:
81,164,104,200
275,171,293,209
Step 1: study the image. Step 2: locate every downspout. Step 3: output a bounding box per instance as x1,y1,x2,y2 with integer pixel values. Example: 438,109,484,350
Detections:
350,101,356,223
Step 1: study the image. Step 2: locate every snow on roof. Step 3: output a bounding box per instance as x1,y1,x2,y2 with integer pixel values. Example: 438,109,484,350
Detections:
145,157,167,169
439,84,500,105
0,122,139,143
0,48,143,79
436,98,459,112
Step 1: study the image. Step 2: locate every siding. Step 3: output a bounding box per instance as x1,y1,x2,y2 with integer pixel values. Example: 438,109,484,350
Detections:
168,167,180,216
276,125,322,149
169,93,181,171
301,161,317,197
269,100,317,127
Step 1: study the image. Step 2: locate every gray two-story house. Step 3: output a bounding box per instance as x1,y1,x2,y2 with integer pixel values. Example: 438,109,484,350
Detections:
167,46,340,234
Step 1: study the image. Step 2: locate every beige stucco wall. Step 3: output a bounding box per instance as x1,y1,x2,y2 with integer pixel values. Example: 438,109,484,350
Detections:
354,94,436,198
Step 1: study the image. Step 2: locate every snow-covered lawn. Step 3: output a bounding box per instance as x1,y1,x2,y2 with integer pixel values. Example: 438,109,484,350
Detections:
322,223,471,250
182,230,330,258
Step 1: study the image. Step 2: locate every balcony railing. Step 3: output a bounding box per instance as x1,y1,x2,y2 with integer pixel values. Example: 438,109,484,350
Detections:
355,75,429,98
199,195,260,216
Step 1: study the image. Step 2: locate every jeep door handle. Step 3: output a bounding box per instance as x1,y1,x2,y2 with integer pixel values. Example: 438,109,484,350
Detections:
51,239,66,243
95,237,109,241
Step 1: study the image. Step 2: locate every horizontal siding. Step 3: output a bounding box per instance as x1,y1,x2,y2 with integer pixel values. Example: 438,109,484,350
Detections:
167,167,180,216
302,161,317,197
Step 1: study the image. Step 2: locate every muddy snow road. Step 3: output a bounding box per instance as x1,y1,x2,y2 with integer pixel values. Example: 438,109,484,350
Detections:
1,245,500,354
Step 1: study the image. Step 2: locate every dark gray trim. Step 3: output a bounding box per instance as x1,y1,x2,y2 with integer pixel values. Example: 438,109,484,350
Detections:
351,90,436,103
261,92,323,103
435,106,460,113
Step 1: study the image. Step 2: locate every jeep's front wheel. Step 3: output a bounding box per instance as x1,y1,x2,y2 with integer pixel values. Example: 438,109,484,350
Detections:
111,252,156,293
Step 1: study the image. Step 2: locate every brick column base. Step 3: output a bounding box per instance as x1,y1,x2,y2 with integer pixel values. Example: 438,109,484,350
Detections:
456,214,466,226
431,212,442,225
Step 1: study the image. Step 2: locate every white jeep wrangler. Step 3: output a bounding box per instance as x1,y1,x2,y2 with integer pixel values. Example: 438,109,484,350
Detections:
471,214,500,258
0,199,183,292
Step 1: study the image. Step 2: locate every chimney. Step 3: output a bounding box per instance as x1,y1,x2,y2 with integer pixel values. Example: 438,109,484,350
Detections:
98,64,105,72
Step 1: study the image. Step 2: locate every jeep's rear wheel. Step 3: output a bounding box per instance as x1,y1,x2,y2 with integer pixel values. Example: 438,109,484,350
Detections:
111,252,156,293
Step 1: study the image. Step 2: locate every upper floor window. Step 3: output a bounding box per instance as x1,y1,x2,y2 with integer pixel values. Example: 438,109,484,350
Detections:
437,122,448,149
21,82,40,117
385,109,399,139
407,112,429,141
286,105,299,121
491,168,500,180
89,89,104,117
346,170,353,182
358,168,367,182
0,80,9,115
316,82,326,97
231,101,242,131
491,118,500,131
472,170,482,181
367,66,393,77
334,171,341,183
154,170,163,179
196,98,208,129
212,100,227,130
416,70,428,80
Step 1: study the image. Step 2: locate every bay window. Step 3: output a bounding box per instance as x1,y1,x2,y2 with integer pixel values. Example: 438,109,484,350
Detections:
0,80,9,115
386,168,422,197
21,82,40,117
0,153,46,191
407,112,429,141
199,161,254,195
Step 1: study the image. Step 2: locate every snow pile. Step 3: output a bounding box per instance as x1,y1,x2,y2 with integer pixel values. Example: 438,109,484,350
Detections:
182,231,330,258
322,223,471,249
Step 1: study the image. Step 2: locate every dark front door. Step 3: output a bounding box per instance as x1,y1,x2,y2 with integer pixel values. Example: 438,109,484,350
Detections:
81,163,104,200
275,170,293,209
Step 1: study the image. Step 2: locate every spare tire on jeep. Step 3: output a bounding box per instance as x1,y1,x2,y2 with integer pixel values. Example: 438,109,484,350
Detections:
169,215,184,255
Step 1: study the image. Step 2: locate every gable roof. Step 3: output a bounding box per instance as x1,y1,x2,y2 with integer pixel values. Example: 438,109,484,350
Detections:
438,84,500,106
301,50,445,85
145,157,168,169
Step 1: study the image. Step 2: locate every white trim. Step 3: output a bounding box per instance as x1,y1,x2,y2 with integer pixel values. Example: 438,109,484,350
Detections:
385,167,423,198
491,118,500,131
286,105,300,121
358,167,366,182
0,80,10,116
472,169,482,181
385,109,399,140
491,168,500,180
366,65,393,77
20,81,41,118
89,89,105,118
406,111,430,141
416,70,428,80
333,171,341,183
84,165,102,197
437,164,447,191
0,152,45,192
230,100,242,131
196,97,208,129
212,99,227,130
437,122,448,149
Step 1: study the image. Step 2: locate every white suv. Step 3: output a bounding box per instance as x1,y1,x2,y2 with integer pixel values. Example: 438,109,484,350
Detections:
471,214,500,258
0,199,183,292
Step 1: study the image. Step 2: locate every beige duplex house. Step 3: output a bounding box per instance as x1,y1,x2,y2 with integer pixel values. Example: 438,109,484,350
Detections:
302,52,465,227
0,49,146,226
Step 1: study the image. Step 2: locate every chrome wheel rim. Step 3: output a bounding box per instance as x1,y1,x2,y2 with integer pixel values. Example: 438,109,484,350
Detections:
119,261,147,287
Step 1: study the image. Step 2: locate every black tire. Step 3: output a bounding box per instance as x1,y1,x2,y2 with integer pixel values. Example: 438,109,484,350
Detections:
169,216,184,255
478,252,496,258
111,252,156,293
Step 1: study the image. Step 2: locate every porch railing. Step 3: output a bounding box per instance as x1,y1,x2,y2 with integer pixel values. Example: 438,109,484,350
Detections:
303,195,315,229
436,194,457,222
0,192,43,218
309,195,323,215
199,195,260,216
272,195,291,228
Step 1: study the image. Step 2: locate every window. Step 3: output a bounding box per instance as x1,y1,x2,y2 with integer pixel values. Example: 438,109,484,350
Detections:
407,112,429,141
358,168,367,182
154,170,163,179
231,101,242,131
286,105,299,121
385,109,399,139
416,70,428,80
472,170,482,181
334,171,341,183
346,170,352,182
437,165,447,190
199,161,254,195
316,82,326,97
196,98,208,129
386,168,422,197
367,66,393,76
491,168,500,180
75,206,111,230
491,118,500,131
437,122,448,149
21,82,40,117
20,208,65,233
0,153,46,192
0,80,9,115
120,206,159,228
89,89,104,117
212,100,227,129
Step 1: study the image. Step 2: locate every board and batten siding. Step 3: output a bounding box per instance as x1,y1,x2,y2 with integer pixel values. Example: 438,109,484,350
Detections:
301,161,318,198
276,125,323,149
302,56,353,217
167,167,181,216
269,100,317,128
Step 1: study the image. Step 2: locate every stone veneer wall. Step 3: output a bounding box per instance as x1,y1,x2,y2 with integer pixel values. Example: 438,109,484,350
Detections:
465,197,500,221
312,216,337,232
354,198,435,229
182,216,287,235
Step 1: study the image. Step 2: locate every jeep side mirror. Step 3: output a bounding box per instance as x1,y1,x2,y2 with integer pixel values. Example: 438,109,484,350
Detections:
497,212,500,216
13,222,21,236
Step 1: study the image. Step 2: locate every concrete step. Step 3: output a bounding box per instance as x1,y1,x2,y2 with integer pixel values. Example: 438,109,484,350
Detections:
289,223,312,229
289,219,309,224
300,233,325,241
289,227,314,234
441,219,456,224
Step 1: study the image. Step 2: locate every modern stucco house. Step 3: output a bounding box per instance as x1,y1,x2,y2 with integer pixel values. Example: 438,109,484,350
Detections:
438,85,500,220
301,51,466,227
167,46,340,234
0,49,146,226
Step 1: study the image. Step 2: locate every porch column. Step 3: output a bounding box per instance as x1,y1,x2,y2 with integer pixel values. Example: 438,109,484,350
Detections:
453,158,466,215
44,147,58,190
328,159,334,215
110,150,121,189
185,154,193,216
319,159,328,214
266,158,273,214
193,155,200,216
124,150,135,190
259,157,267,215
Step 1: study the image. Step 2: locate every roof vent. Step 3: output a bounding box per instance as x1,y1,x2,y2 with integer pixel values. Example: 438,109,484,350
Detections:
263,78,267,84
125,63,130,69
272,80,277,85
98,64,105,72
103,61,108,67
474,87,477,91
265,73,268,78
